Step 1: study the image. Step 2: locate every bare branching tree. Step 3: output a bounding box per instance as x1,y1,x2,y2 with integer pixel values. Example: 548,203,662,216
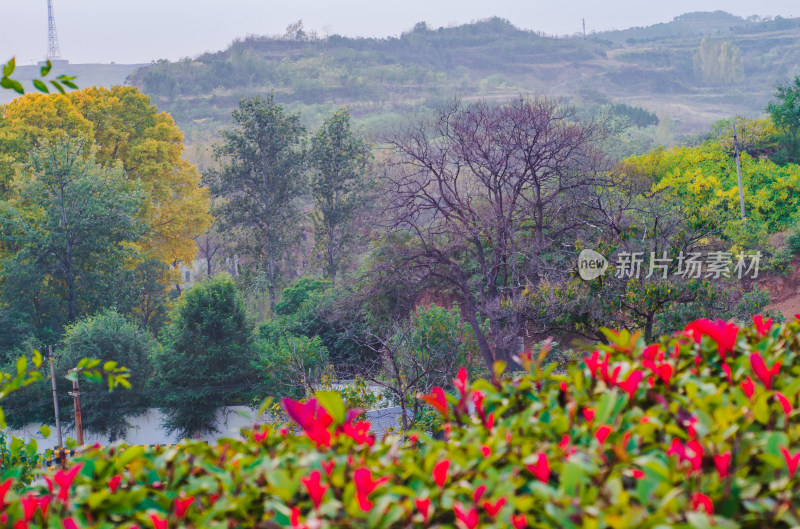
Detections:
381,97,607,367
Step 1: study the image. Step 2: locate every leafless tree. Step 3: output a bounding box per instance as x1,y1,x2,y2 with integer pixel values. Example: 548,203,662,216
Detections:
381,97,607,367
355,321,470,431
195,218,229,278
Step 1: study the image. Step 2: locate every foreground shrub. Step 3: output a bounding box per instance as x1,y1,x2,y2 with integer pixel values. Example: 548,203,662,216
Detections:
1,316,800,527
151,274,256,438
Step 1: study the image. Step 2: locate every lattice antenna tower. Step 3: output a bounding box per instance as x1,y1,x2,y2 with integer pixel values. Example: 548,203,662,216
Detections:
46,0,62,61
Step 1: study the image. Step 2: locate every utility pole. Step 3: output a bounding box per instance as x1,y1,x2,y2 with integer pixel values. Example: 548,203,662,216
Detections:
733,125,746,219
582,19,586,39
70,371,84,445
48,345,63,448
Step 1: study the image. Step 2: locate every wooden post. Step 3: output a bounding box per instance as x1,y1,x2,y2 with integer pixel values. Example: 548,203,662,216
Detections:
733,125,746,219
71,373,83,445
48,345,63,448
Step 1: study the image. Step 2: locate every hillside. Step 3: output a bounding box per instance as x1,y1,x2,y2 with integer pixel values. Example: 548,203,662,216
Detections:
4,13,798,147
119,12,800,145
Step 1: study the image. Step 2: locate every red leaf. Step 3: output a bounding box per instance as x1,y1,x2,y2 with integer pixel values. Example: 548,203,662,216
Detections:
753,314,773,336
691,492,713,515
320,460,335,476
741,377,755,399
108,475,122,493
454,502,479,529
657,363,673,385
685,319,739,359
174,497,195,519
432,459,450,487
714,452,731,478
473,484,487,503
482,497,507,517
750,353,781,390
595,425,612,444
584,350,601,378
775,392,792,420
722,363,732,384
150,515,168,529
415,498,431,523
0,478,13,508
454,367,468,395
781,446,800,475
53,464,83,503
353,468,389,512
421,387,450,418
301,471,328,509
618,369,643,399
526,452,550,483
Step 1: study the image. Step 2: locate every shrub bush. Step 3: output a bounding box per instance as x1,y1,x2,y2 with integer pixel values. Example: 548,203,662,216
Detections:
1,316,800,527
58,310,155,441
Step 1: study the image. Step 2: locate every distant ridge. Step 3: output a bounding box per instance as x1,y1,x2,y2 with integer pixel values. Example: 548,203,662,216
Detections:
596,11,748,43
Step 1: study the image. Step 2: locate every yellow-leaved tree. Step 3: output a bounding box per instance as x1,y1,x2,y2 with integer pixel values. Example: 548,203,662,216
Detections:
618,129,800,250
0,87,211,265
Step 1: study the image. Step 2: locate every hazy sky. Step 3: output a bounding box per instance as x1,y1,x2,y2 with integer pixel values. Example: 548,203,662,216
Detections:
4,0,800,65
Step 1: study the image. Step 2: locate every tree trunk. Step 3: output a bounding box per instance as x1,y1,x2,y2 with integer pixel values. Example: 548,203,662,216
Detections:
327,225,336,286
268,254,276,312
461,298,495,370
66,239,75,322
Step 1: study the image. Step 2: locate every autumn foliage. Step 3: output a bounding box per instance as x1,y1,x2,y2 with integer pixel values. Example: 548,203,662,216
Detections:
2,315,800,527
1,87,211,265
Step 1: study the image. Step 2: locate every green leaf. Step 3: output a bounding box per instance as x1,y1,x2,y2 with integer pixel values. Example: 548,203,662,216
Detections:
3,57,15,78
40,424,52,439
33,79,49,93
753,393,770,424
50,80,65,94
117,445,146,467
16,355,27,376
687,512,714,529
559,461,584,496
316,390,346,424
40,60,52,77
764,431,789,458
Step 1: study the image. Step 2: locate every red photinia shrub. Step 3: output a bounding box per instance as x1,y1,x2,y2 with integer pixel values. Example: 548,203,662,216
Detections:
1,315,800,527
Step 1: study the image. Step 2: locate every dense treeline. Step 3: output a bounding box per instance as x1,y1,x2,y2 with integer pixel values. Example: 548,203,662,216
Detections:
3,71,800,440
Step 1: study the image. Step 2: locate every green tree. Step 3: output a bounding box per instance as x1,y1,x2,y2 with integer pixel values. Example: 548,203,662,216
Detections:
152,274,255,438
308,108,372,283
255,322,329,400
767,76,800,164
58,310,154,441
206,95,306,312
693,38,744,86
0,139,144,335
